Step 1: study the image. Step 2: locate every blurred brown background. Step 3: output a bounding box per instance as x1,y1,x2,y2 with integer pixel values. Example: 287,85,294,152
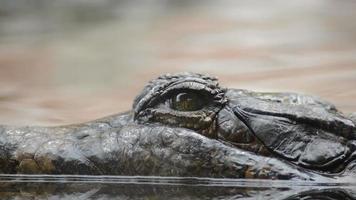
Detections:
0,0,355,126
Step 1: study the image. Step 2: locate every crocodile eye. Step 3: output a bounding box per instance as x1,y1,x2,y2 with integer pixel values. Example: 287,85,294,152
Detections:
170,92,205,112
133,73,227,136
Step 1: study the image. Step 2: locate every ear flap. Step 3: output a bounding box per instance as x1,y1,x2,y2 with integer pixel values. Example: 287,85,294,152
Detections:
233,106,351,172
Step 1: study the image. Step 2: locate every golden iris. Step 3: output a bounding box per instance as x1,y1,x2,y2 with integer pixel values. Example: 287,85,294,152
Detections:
171,92,204,111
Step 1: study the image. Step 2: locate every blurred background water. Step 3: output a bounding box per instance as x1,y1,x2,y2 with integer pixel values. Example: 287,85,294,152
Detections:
0,0,355,126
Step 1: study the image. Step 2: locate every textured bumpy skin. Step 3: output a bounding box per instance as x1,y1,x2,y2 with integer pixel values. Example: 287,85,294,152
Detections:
0,72,355,180
0,115,316,180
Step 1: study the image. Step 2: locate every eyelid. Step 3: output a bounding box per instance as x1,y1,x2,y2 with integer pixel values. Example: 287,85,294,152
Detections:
165,89,210,101
134,78,227,120
159,82,215,98
147,81,224,110
135,81,211,115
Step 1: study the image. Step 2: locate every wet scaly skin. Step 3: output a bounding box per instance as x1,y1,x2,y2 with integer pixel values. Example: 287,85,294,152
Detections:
0,73,355,180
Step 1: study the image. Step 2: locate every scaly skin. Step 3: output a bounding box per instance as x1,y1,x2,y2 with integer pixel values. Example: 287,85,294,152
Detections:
0,114,318,180
0,72,355,180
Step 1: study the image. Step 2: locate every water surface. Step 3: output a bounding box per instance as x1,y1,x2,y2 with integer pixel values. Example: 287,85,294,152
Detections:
1,175,356,200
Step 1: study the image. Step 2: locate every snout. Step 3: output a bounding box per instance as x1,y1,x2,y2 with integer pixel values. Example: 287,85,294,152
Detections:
217,88,356,174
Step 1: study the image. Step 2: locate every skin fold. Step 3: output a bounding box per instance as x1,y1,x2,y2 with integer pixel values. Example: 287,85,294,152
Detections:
0,72,355,181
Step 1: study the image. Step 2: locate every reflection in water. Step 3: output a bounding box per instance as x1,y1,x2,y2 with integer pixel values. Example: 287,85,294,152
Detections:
0,176,356,200
285,189,356,200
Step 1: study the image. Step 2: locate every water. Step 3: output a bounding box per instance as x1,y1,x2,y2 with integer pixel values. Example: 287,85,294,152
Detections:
1,175,356,199
0,0,355,126
1,0,356,199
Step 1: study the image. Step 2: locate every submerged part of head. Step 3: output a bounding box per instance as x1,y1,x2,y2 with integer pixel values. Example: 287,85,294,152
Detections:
133,72,356,175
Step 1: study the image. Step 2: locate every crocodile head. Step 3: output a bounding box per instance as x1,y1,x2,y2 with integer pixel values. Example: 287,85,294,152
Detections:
132,72,356,177
2,72,355,180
